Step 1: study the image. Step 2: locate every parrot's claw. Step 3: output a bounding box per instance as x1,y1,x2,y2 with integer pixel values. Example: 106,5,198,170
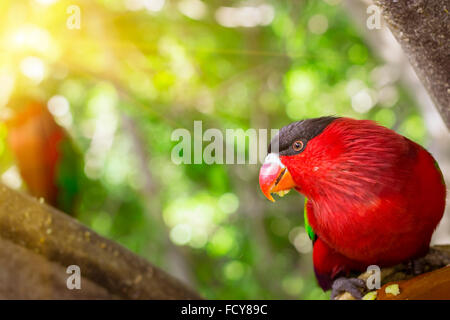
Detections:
407,258,426,276
408,247,450,276
331,277,366,300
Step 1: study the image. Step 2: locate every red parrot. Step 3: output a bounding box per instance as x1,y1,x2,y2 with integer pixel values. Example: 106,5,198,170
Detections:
259,117,446,297
6,101,81,215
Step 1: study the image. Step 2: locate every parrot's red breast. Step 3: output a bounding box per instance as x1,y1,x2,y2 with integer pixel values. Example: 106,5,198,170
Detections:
259,117,446,290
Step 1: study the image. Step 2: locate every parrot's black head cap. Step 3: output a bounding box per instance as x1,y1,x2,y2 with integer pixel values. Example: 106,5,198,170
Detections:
269,116,339,156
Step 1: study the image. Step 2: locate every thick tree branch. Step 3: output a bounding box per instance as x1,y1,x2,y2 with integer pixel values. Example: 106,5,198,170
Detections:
0,184,201,299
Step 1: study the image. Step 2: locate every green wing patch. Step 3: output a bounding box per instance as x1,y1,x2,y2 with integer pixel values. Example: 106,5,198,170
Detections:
56,139,82,215
433,159,446,186
304,197,316,242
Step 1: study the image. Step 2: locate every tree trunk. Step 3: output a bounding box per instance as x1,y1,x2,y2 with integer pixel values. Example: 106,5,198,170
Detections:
374,0,450,129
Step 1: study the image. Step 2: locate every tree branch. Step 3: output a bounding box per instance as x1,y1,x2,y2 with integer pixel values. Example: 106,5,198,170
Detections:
0,184,201,299
336,245,450,300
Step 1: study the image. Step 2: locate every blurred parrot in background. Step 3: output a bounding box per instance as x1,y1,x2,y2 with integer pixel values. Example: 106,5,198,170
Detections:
6,101,82,216
259,117,447,298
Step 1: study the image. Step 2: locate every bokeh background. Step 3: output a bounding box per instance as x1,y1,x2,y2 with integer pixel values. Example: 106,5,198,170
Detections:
0,0,448,299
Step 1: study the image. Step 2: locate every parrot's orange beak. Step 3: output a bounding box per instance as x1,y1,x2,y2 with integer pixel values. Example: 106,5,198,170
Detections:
259,153,296,202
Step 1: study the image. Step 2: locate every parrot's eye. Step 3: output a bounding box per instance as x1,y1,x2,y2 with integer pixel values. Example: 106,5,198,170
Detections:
292,140,304,152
